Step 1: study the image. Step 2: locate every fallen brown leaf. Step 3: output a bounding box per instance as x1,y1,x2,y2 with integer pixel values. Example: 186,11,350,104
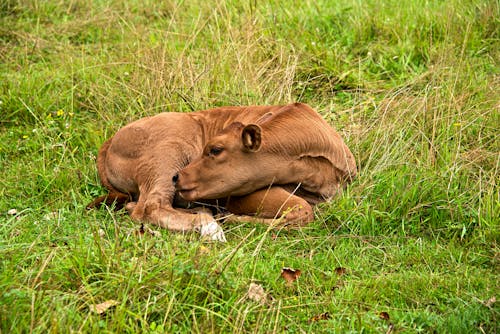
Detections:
89,300,119,314
334,267,347,276
379,311,390,320
281,267,301,285
309,312,330,322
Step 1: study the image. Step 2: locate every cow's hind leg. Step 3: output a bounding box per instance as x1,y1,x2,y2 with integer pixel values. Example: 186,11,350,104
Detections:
225,186,314,227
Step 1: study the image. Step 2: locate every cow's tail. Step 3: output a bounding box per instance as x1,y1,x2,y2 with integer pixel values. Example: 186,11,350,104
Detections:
86,138,131,210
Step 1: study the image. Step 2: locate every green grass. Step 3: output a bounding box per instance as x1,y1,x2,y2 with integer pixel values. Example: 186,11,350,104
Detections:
1,0,498,332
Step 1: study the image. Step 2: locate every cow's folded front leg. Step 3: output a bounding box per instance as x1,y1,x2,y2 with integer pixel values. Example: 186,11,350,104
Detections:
225,186,314,227
129,194,226,241
158,208,226,242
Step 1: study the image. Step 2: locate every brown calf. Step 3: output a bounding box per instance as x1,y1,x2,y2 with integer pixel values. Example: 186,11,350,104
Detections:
88,103,356,239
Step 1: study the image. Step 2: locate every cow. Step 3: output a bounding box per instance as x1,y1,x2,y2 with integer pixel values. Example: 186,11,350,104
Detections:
87,103,356,241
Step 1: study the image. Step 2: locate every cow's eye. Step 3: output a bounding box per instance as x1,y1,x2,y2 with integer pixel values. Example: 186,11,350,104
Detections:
209,147,223,156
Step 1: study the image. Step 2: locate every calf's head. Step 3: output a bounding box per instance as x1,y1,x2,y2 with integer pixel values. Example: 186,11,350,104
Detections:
175,122,271,200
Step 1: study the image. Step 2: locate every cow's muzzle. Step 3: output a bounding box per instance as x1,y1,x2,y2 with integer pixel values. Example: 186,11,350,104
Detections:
174,171,199,201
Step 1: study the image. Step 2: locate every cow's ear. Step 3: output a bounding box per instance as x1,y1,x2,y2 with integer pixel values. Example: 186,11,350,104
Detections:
241,124,262,152
255,112,274,125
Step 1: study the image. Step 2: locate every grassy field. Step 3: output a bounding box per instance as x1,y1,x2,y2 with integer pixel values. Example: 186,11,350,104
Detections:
0,0,498,332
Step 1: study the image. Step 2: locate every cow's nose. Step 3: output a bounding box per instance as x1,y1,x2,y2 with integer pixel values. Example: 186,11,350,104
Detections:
172,173,179,185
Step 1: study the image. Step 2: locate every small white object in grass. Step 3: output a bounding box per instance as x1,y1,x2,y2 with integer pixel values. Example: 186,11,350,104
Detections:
89,300,119,314
98,229,106,237
148,229,162,237
7,209,17,215
247,283,268,304
199,221,226,242
143,225,162,237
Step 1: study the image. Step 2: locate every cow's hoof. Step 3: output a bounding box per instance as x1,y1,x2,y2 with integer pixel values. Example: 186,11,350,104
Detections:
199,221,227,242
